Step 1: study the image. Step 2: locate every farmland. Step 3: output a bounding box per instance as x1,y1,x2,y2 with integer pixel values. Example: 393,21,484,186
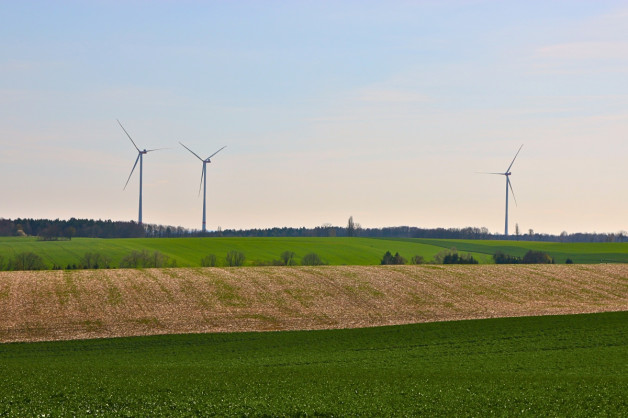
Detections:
406,238,628,264
0,236,490,268
1,311,627,416
1,264,627,343
2,236,628,268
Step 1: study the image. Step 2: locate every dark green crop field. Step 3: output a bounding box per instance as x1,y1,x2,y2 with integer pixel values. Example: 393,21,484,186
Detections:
2,236,628,268
1,311,627,416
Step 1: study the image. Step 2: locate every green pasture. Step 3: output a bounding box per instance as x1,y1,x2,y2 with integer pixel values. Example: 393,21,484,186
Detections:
1,311,626,416
0,236,488,268
1,236,627,268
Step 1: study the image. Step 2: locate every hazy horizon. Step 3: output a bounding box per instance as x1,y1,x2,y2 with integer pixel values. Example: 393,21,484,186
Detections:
2,1,628,235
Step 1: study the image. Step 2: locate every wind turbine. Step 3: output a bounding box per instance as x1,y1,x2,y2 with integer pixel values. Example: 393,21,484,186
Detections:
179,142,226,233
118,119,164,225
481,144,523,236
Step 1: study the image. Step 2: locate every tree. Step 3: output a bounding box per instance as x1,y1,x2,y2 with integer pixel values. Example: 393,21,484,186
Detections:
522,250,554,264
434,248,477,264
347,216,355,237
280,251,296,266
201,254,217,267
410,255,424,264
8,252,46,270
493,251,521,264
119,250,172,268
393,252,406,265
434,248,457,264
442,252,478,264
381,251,394,265
301,252,324,266
119,250,145,268
225,250,246,267
64,226,76,240
81,252,112,269
381,251,405,265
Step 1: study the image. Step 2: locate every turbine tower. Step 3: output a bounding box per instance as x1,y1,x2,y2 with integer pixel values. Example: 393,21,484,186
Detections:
118,119,164,225
179,142,226,233
482,144,523,236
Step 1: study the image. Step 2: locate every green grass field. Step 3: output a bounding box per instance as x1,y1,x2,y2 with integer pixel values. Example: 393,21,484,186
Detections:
0,236,488,268
1,236,628,268
406,238,628,263
1,311,626,416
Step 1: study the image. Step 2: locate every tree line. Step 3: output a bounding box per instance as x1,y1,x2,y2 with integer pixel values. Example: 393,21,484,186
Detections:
0,218,145,239
1,217,627,243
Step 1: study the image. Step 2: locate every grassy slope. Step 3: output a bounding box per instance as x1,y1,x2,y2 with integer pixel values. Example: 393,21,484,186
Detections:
3,236,628,267
0,236,489,267
1,311,626,416
388,238,628,263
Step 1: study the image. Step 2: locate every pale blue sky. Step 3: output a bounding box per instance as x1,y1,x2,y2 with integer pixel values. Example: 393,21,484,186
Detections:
2,1,628,234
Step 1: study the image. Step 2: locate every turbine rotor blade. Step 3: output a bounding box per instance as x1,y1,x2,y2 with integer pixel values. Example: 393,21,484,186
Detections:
179,142,204,161
476,172,506,175
207,145,226,160
506,144,524,173
508,177,518,206
145,148,168,153
117,119,141,152
124,154,140,190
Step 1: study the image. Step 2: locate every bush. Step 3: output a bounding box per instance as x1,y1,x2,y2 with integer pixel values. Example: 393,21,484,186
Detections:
381,251,406,265
566,258,574,264
522,250,554,264
280,251,297,266
225,250,246,267
493,251,522,264
201,254,217,267
301,252,324,266
410,255,425,265
8,252,46,270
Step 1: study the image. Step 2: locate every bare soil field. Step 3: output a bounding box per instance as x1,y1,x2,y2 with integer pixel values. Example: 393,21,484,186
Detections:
1,264,627,343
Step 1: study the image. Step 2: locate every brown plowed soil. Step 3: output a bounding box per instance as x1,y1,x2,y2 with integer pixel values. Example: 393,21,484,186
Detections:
1,264,627,343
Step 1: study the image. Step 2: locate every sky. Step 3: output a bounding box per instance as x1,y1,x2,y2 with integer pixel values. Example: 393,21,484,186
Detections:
1,1,628,235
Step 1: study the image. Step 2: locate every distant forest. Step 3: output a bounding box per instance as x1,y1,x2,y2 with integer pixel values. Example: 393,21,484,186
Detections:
0,217,626,243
